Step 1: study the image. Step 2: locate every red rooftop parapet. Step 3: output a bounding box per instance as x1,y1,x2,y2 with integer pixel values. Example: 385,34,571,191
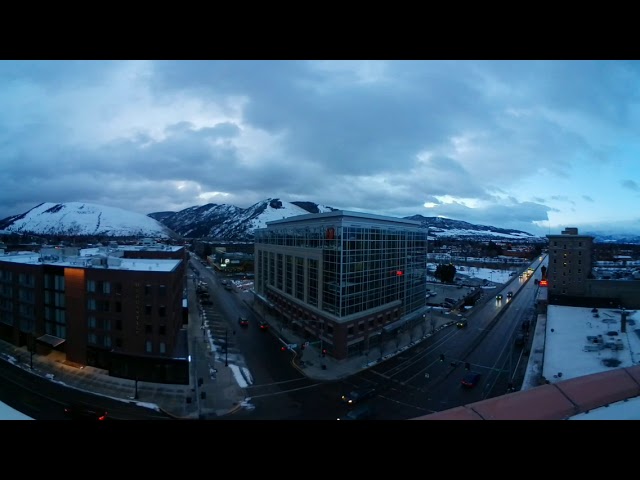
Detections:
555,367,640,413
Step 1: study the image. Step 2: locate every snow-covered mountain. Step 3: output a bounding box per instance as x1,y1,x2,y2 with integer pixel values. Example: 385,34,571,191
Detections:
0,202,179,239
149,199,337,240
405,215,540,240
149,198,544,242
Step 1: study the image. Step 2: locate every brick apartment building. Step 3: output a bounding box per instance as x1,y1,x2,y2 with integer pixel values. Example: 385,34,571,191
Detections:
0,241,189,384
547,227,640,309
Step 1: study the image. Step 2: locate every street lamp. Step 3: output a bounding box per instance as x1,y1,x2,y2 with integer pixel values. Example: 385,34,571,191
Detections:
225,329,228,367
29,332,34,370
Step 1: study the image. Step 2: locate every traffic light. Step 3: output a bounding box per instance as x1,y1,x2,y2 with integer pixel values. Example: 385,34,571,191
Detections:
322,349,327,357
439,353,445,362
465,362,470,370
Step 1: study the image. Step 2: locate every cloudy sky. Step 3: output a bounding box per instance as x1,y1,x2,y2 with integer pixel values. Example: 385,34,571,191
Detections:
2,60,640,236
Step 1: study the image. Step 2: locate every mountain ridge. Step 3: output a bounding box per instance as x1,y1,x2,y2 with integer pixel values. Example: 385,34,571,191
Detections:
3,200,638,244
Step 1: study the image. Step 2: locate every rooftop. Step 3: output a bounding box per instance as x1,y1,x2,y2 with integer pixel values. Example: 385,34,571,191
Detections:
1,252,181,272
264,209,423,227
543,305,639,383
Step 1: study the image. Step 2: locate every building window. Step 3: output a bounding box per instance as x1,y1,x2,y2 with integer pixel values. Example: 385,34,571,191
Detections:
159,285,166,296
347,325,354,335
116,337,122,348
144,284,152,296
159,342,166,354
579,242,582,247
114,282,122,295
358,323,365,332
87,298,96,310
159,305,166,317
87,280,96,292
159,325,166,335
88,316,96,329
88,333,97,344
104,319,111,331
368,319,374,328
146,340,152,353
145,324,152,334
104,336,112,348
97,300,109,312
115,301,122,313
145,305,152,315
102,281,111,294
554,241,557,246
55,292,65,307
116,319,122,331
327,324,334,334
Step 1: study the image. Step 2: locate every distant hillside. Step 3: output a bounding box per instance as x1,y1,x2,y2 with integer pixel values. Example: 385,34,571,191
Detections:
149,198,543,242
149,198,337,240
0,202,179,239
405,215,539,240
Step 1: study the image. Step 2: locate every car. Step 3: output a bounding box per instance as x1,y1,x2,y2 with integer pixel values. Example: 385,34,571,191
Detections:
456,318,468,328
238,316,249,327
507,291,513,298
200,299,213,306
515,333,526,346
258,319,269,331
337,404,374,420
64,404,108,421
496,294,503,300
461,372,481,388
341,387,376,405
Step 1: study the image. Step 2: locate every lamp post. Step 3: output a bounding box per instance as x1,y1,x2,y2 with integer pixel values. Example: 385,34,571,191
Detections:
225,329,228,367
29,332,34,370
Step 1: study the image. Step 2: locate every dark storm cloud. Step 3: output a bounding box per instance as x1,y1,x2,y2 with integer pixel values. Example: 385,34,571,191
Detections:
149,60,497,177
2,60,639,234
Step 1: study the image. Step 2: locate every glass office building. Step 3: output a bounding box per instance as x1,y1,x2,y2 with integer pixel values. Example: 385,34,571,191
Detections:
253,211,428,359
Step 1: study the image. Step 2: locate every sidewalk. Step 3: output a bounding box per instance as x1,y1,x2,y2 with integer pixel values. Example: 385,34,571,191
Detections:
245,297,459,381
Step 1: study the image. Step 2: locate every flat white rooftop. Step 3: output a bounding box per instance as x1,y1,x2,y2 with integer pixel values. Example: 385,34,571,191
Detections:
1,253,180,272
543,305,640,384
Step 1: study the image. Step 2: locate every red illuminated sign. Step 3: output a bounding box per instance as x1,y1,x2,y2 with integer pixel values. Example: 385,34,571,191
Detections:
539,279,548,286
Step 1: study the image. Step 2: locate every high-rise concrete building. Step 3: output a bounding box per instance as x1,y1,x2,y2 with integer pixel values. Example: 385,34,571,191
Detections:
253,211,428,360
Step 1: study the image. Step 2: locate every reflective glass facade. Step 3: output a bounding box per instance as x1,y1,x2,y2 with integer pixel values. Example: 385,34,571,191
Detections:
254,211,428,359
